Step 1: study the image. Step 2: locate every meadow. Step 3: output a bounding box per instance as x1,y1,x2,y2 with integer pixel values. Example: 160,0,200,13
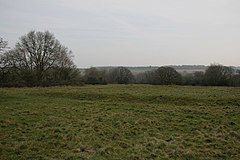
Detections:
0,85,240,159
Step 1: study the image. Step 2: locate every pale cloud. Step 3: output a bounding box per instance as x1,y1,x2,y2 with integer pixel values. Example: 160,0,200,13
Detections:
0,0,240,67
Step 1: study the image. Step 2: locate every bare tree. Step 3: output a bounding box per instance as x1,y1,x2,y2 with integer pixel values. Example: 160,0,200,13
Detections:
0,38,10,85
108,67,135,84
204,64,234,86
0,37,8,53
84,67,100,84
0,31,77,86
153,67,182,85
0,37,9,72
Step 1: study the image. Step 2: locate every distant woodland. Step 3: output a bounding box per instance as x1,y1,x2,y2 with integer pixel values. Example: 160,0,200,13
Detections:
1,31,240,87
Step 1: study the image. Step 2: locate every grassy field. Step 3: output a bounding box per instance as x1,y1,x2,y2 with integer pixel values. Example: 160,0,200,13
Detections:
0,85,240,159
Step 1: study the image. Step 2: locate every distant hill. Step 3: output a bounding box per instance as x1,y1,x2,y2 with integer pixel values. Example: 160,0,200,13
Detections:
78,65,240,75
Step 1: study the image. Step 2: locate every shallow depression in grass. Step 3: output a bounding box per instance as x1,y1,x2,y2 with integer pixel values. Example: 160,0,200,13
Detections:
0,85,240,159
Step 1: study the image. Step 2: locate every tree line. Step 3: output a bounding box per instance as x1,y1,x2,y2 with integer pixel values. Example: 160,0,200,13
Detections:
83,65,240,86
1,31,240,87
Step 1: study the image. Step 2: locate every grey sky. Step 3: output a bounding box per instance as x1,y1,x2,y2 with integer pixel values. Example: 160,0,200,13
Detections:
0,0,240,67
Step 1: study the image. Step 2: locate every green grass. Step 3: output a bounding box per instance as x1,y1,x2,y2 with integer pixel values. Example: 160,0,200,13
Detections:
0,85,240,159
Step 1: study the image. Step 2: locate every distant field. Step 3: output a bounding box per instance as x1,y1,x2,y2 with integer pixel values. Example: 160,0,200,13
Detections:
0,85,240,159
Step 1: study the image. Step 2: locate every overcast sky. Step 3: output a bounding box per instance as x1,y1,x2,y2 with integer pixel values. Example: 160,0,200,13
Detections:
0,0,240,67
